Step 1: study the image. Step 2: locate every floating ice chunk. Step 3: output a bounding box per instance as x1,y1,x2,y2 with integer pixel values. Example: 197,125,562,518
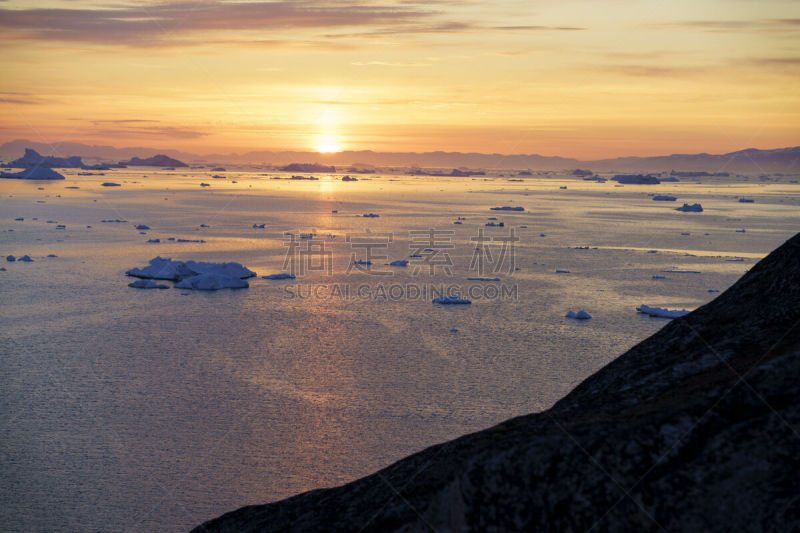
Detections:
212,174,225,179
199,224,209,228
555,269,570,273
56,224,66,229
0,267,5,271
432,296,471,305
14,217,23,221
252,223,266,228
490,206,524,211
453,221,462,224
135,224,150,230
559,186,567,189
652,195,677,201
6,255,15,262
183,260,256,279
341,176,358,181
738,198,754,203
177,239,206,243
735,229,746,233
128,279,169,289
450,328,459,333
565,310,591,319
467,277,500,281
127,257,197,280
200,183,210,187
147,238,161,243
652,275,666,279
485,222,504,227
263,273,296,280
637,304,690,318
362,213,380,217
389,260,408,267
708,289,720,293
725,257,744,262
355,260,372,265
662,269,700,274
18,255,33,262
175,273,249,290
101,182,121,187
47,254,57,257
675,203,703,212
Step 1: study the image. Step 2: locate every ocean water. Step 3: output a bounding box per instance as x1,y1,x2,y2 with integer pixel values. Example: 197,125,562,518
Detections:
1,169,798,531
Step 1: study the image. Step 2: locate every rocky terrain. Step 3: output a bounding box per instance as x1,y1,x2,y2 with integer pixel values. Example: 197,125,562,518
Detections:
194,232,800,533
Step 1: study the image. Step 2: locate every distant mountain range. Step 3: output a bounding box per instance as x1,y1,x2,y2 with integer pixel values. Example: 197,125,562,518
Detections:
1,138,798,173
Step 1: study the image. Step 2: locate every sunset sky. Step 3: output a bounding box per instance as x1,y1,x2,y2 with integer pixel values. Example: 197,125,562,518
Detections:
1,0,798,158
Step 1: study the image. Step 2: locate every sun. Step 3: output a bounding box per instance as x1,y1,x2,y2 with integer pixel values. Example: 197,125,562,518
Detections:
315,134,342,153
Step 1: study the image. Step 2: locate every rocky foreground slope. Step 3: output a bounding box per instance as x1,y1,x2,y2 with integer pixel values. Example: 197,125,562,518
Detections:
195,233,800,533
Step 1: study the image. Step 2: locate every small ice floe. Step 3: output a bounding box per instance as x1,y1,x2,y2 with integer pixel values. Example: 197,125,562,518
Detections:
1,167,66,180
540,233,546,237
135,224,150,230
648,250,658,254
637,304,690,318
485,221,504,227
177,238,206,243
490,206,524,211
735,229,746,233
389,260,408,267
128,279,169,289
467,277,500,281
652,275,666,279
6,255,15,262
738,198,754,203
212,175,225,179
341,176,358,181
0,267,5,271
453,221,462,224
101,219,128,223
362,213,380,217
211,167,226,171
331,210,338,214
199,224,209,228
565,310,591,319
680,232,690,236
147,238,161,243
18,255,33,262
14,217,23,221
662,269,700,274
555,269,570,273
725,257,744,262
47,254,57,257
56,224,66,229
432,296,471,305
355,260,372,265
409,254,422,258
675,203,703,212
450,328,459,333
652,195,677,201
262,273,296,280
65,186,80,189
101,182,121,187
708,289,720,293
200,183,210,187
252,223,266,229
559,186,567,189
573,245,590,250
175,273,249,290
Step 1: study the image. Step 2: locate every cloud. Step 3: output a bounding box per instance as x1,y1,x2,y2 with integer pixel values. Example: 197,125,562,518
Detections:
83,123,208,139
648,18,800,33
492,25,586,31
351,60,430,67
0,92,45,105
0,1,438,45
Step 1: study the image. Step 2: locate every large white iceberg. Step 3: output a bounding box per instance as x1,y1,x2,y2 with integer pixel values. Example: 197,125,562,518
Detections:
0,167,66,180
637,304,690,318
126,256,256,284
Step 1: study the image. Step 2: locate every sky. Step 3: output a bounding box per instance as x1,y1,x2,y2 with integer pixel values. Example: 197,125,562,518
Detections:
1,0,798,158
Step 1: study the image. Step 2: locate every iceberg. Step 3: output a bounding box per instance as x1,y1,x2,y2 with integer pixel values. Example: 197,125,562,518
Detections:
128,279,169,289
174,273,249,290
126,256,255,281
432,296,471,305
612,174,660,185
147,239,161,243
675,203,703,212
1,167,66,180
565,310,591,319
122,154,187,167
18,255,34,262
135,224,150,230
652,195,677,201
263,273,296,280
252,223,266,229
637,305,690,318
6,255,15,262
